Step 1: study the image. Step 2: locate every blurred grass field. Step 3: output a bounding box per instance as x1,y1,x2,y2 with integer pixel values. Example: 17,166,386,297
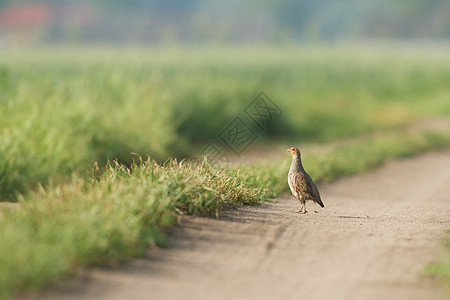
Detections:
2,45,450,200
1,45,450,298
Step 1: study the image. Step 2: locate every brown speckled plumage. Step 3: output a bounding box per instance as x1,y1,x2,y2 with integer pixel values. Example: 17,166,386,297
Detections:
287,147,324,213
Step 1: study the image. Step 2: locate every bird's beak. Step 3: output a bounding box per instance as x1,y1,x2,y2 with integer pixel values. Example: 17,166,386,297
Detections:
286,149,290,152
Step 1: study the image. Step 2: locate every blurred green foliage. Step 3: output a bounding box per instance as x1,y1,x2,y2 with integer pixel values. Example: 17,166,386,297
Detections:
1,45,450,200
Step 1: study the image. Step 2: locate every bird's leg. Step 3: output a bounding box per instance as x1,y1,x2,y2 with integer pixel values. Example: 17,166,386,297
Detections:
302,202,308,214
296,203,304,213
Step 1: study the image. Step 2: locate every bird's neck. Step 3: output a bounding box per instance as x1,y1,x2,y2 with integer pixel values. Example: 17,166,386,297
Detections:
289,154,304,174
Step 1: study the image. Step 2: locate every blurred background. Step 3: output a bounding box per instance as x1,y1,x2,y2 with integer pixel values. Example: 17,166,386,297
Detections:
1,0,450,200
0,0,449,46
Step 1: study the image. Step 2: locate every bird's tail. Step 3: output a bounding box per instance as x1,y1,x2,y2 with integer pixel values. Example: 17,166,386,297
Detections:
317,199,325,208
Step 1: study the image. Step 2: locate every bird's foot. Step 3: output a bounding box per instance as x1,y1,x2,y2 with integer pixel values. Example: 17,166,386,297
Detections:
296,204,305,213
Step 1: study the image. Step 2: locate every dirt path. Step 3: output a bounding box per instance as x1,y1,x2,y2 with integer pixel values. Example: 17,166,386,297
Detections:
32,149,450,300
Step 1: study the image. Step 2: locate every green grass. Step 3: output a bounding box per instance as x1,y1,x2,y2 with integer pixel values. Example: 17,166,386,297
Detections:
0,159,264,299
425,232,450,289
1,45,450,200
1,45,450,298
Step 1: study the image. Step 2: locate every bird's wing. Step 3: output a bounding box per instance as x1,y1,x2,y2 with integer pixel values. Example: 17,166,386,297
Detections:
292,172,315,200
305,173,324,207
288,175,297,197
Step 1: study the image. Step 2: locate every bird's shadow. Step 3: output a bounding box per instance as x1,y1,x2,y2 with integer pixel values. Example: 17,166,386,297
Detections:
336,215,369,219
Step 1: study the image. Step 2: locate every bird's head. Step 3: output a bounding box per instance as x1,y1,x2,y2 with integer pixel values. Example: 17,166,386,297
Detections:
287,147,301,157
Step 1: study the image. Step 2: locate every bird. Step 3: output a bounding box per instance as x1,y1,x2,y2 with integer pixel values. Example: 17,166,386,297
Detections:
287,147,324,213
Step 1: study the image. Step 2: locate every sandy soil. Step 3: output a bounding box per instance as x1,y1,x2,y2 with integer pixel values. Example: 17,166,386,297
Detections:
30,149,450,300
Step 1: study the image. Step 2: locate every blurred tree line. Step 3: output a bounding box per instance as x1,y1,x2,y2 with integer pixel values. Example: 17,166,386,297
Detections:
0,0,448,44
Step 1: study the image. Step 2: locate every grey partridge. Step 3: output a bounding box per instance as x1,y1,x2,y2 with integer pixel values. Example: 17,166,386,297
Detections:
287,147,324,213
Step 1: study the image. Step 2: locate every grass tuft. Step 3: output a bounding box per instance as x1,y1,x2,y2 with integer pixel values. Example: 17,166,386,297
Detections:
424,232,450,288
0,158,265,299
